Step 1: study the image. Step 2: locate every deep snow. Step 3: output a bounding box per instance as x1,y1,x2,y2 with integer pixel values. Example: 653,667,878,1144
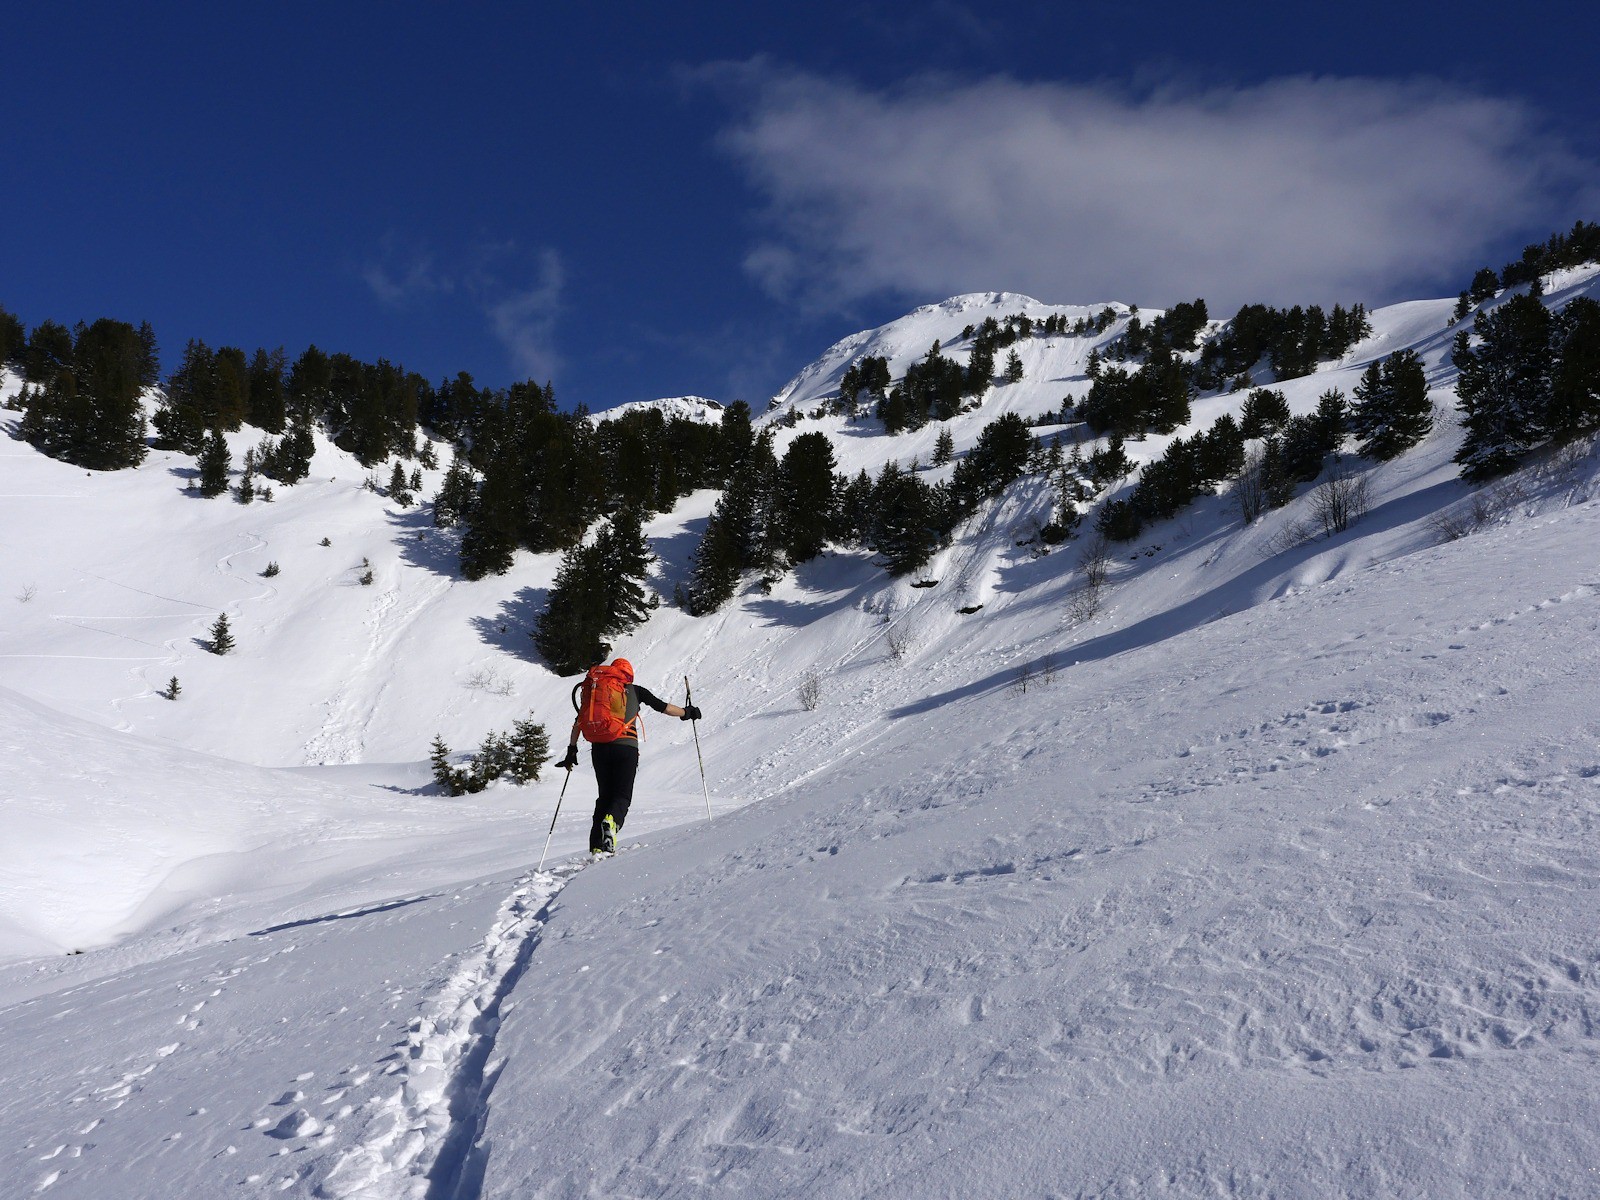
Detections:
2,274,1598,1197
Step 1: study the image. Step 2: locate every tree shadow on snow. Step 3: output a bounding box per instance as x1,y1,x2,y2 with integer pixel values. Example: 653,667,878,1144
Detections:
891,474,1467,720
390,507,462,579
469,584,549,660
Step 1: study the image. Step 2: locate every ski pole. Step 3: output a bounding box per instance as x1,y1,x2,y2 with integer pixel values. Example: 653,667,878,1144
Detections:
686,675,712,823
538,764,575,872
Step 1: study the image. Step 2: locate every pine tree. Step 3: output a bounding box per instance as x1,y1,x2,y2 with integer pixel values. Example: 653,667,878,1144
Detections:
594,506,659,634
1549,296,1600,438
197,431,231,497
207,612,234,654
430,735,465,796
162,676,181,700
932,427,955,466
533,540,607,674
433,458,476,528
1454,294,1555,481
388,460,413,506
507,718,550,785
1348,349,1431,460
1005,350,1025,384
771,431,841,566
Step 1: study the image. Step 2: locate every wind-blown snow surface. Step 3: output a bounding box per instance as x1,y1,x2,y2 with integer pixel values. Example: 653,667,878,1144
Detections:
2,276,1599,1197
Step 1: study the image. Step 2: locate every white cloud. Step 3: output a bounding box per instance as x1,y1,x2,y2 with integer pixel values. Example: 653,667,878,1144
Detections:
709,67,1595,312
482,248,565,383
362,237,564,382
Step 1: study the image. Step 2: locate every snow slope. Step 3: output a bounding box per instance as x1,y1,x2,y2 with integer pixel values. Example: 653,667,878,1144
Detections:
2,271,1599,1197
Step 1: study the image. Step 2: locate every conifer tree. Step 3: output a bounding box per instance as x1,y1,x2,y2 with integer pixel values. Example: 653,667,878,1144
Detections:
207,612,234,654
1454,294,1555,481
932,427,955,466
771,431,841,566
197,431,231,497
532,540,607,673
433,458,476,528
162,676,181,700
388,460,413,506
1348,349,1431,460
1005,349,1025,383
1549,296,1600,438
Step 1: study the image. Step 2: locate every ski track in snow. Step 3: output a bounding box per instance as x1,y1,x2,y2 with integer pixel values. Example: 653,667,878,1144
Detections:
319,863,583,1200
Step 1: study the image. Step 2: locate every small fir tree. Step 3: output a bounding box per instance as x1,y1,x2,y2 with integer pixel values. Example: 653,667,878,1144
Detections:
207,612,234,654
162,676,181,700
197,431,231,497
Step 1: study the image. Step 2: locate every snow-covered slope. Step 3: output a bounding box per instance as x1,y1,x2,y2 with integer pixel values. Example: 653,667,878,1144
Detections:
2,270,1599,1197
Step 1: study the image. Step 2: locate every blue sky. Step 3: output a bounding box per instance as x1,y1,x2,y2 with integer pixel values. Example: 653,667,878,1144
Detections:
4,2,1597,412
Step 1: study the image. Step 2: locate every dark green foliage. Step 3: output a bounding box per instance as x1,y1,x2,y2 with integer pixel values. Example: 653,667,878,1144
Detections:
1454,288,1600,480
417,440,438,470
1493,220,1600,290
256,419,315,485
839,356,891,414
772,432,841,565
1550,296,1600,438
261,561,280,577
136,321,160,387
878,346,968,432
247,348,287,432
1084,436,1133,488
1454,295,1556,481
0,304,25,366
1349,350,1431,460
1468,267,1501,305
431,719,550,795
1197,302,1370,386
162,676,181,700
1004,350,1024,384
432,457,476,528
1115,299,1208,357
951,413,1033,509
869,462,949,576
207,612,234,654
197,431,231,497
22,320,73,383
12,319,148,470
1081,356,1193,437
533,508,658,673
388,460,413,506
932,427,954,466
1238,388,1291,439
683,435,779,613
1097,497,1142,542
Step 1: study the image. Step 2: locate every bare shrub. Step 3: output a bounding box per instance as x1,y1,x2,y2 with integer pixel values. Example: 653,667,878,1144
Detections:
16,583,37,603
464,665,515,697
1234,451,1268,524
1310,467,1370,537
1065,584,1103,625
1261,517,1317,558
798,670,823,711
1427,507,1480,543
1080,535,1113,591
885,624,913,662
1013,661,1034,695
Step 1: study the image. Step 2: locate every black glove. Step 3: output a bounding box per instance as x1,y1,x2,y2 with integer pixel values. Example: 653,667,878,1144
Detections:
558,745,580,770
681,705,702,722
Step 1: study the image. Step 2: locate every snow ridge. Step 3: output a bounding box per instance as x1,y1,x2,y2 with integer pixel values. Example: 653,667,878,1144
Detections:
320,865,580,1200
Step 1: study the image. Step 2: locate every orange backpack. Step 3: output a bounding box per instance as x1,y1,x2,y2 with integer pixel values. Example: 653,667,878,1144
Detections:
574,662,637,743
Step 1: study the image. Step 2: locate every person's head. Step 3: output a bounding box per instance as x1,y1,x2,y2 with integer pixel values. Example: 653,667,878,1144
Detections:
612,657,634,682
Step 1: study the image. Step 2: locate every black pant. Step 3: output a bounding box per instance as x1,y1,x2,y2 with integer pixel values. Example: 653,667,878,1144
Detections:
589,741,639,851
